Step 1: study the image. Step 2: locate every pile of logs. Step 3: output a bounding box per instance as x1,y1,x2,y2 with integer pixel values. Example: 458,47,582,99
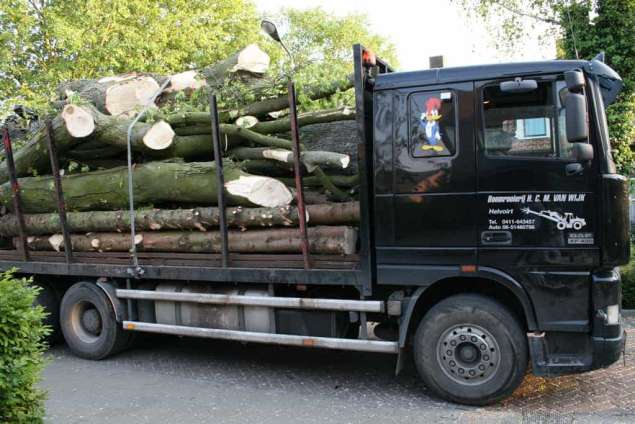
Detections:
0,44,361,256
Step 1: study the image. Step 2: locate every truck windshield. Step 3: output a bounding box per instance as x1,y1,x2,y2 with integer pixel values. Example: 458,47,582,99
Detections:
483,80,576,159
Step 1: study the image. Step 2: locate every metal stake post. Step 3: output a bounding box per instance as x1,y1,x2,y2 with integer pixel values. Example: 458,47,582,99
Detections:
1,128,29,261
209,94,230,267
287,82,311,269
44,121,73,263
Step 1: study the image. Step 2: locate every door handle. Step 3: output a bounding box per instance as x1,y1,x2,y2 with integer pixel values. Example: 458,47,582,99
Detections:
481,231,512,245
565,162,583,176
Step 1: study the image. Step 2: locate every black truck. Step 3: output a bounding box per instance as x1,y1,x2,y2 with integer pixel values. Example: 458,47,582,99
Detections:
1,45,629,405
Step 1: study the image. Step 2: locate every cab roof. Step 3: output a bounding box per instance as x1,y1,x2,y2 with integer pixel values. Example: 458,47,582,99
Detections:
373,60,590,91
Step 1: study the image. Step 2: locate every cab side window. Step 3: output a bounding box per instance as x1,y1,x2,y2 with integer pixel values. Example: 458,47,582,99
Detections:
482,80,576,159
409,91,456,158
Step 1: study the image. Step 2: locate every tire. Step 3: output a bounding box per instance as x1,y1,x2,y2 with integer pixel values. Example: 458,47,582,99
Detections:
33,282,62,344
60,282,130,360
413,294,528,406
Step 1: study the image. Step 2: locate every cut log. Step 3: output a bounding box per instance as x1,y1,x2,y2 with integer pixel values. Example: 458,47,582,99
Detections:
61,104,95,137
0,202,360,236
173,107,356,137
200,44,269,85
300,120,359,174
220,125,295,150
251,107,355,134
0,161,293,213
225,75,354,120
280,174,359,188
58,104,176,154
229,147,350,172
105,75,160,116
0,113,89,184
142,121,175,150
163,76,355,127
58,74,161,116
19,226,357,255
165,70,206,93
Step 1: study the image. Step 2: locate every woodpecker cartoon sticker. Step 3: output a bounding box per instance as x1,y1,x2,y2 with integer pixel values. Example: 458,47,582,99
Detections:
418,97,444,152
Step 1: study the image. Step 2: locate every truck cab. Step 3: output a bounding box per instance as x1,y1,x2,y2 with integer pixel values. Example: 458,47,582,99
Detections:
356,46,629,403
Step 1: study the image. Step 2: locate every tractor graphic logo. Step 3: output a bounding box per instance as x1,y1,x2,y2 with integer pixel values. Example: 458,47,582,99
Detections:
521,208,586,231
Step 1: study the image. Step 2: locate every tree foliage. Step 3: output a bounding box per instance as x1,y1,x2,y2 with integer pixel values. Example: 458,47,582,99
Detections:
0,0,260,112
1,2,397,119
0,271,49,423
251,7,398,111
457,0,635,174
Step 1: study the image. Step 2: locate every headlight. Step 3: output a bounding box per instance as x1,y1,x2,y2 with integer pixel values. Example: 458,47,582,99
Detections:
606,304,620,325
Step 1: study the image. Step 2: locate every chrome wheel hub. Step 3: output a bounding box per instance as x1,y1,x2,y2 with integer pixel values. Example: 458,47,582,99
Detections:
436,324,500,385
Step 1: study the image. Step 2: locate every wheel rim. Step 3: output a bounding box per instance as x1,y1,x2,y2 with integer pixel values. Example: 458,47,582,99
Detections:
436,324,501,386
70,300,103,344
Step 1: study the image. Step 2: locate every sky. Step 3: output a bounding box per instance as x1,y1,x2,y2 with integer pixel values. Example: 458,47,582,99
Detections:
254,0,557,71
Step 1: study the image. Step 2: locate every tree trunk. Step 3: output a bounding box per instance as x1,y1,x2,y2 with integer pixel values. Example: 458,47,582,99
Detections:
58,75,161,116
174,107,356,137
0,202,359,236
229,147,349,172
163,75,354,126
251,107,355,134
56,45,270,116
0,112,87,184
19,226,357,255
0,161,292,213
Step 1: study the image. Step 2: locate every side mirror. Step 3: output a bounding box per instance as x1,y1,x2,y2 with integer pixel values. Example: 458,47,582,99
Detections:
565,92,589,142
565,70,585,92
500,78,538,93
573,142,594,162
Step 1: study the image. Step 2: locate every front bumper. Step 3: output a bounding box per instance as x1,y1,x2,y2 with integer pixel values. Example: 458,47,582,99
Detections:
529,327,625,377
592,329,626,368
529,267,625,377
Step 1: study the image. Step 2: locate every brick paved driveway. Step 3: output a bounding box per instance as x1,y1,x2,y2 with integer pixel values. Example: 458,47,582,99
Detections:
41,320,635,423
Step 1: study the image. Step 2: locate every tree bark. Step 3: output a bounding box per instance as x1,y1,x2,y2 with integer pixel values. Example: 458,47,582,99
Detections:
0,111,87,184
280,174,359,188
229,147,349,172
0,161,292,213
19,226,357,255
56,45,271,115
251,107,355,134
164,75,354,126
58,75,161,116
173,107,356,137
0,202,360,236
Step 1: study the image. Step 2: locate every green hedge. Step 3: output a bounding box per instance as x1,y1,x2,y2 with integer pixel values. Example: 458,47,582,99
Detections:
0,271,49,423
622,245,635,309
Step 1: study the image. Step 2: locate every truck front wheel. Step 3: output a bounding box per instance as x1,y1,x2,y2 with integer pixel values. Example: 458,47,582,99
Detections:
413,294,528,405
60,282,130,360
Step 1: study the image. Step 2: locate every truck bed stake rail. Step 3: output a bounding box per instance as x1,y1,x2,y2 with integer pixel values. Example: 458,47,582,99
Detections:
116,289,386,313
123,321,398,354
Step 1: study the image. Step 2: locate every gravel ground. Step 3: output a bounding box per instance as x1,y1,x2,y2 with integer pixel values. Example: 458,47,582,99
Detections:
40,316,635,424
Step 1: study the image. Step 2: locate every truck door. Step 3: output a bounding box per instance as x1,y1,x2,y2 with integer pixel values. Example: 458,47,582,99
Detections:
476,75,599,332
374,82,477,283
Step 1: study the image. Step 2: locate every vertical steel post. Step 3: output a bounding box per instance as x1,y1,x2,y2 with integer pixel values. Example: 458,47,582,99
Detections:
287,81,311,269
209,94,230,267
44,121,73,263
1,128,29,261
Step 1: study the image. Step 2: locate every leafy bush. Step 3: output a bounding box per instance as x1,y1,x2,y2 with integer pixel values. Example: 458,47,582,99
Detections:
621,245,635,309
0,270,49,423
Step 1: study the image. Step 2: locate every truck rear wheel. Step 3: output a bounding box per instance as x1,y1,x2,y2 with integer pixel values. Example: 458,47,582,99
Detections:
60,282,130,360
413,294,527,405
